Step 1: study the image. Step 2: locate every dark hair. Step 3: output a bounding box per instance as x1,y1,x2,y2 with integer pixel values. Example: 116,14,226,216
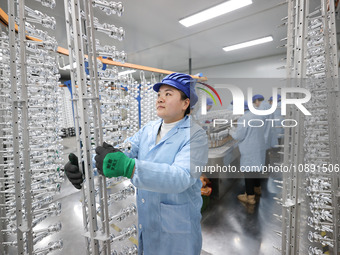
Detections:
253,98,264,103
179,91,190,116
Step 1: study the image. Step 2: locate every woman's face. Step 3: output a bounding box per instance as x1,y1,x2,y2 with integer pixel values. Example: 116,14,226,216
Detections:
156,85,190,123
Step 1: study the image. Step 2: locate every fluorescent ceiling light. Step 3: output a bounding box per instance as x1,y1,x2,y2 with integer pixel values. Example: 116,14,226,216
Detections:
118,70,136,76
179,0,252,27
223,36,273,52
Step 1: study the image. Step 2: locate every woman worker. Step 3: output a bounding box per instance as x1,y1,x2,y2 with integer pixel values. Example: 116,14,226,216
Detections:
64,73,208,255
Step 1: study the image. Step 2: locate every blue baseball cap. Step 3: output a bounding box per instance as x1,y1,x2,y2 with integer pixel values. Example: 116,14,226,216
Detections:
207,98,213,106
153,73,198,107
252,94,264,102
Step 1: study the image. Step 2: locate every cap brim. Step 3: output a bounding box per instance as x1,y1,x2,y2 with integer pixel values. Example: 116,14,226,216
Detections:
153,82,163,92
153,80,182,94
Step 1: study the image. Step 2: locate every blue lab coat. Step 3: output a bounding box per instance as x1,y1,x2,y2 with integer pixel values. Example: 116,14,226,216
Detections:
125,115,208,255
259,101,278,149
230,111,266,171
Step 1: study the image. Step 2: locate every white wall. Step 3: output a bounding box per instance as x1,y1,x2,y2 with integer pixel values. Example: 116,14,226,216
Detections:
192,54,286,78
189,54,287,110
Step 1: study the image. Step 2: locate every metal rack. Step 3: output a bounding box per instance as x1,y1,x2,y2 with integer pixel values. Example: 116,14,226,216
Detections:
0,1,203,253
0,1,63,254
64,1,140,254
280,0,340,254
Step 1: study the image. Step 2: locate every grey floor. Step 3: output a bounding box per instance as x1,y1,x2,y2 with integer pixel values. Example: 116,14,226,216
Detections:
200,176,282,255
7,137,283,255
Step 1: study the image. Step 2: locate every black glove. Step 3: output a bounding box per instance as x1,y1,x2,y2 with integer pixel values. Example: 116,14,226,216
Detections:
95,142,121,176
64,153,84,189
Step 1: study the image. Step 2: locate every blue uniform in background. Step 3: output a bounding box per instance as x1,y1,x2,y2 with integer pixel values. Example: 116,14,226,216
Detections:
258,101,278,149
230,111,266,171
125,115,208,255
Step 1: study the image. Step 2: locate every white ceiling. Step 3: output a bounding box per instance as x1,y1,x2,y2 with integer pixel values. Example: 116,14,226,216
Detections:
117,0,289,72
93,0,290,72
0,0,338,78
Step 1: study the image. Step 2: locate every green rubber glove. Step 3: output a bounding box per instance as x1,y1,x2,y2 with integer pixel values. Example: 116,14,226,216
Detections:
103,152,135,178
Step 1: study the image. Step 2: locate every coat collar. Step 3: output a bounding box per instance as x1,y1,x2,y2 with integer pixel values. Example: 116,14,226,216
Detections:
151,115,191,146
153,115,191,129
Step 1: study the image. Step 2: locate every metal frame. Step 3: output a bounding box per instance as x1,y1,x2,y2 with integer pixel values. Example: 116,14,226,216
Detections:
7,0,34,253
18,0,34,252
69,0,101,253
64,0,113,253
83,0,111,252
8,1,26,253
281,0,340,254
0,85,6,255
0,10,8,254
281,1,307,253
63,0,92,253
63,1,143,254
1,1,64,254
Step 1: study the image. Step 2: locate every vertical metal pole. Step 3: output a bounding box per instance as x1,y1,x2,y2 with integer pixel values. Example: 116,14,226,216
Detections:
70,0,100,253
281,1,294,253
17,0,33,253
290,1,308,252
8,0,24,253
0,30,6,253
0,122,5,255
189,58,192,75
63,0,91,253
284,1,299,253
282,1,308,254
83,1,111,253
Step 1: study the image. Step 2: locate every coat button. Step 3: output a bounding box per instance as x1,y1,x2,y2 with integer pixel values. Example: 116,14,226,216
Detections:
141,198,145,203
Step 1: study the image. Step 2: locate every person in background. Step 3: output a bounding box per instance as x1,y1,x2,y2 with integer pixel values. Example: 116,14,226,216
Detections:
230,101,266,204
252,94,264,108
203,98,214,124
64,73,208,255
253,94,278,188
206,97,213,112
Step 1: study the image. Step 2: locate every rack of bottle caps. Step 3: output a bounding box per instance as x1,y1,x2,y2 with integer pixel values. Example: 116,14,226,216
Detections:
63,0,160,254
0,0,64,254
279,0,340,254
